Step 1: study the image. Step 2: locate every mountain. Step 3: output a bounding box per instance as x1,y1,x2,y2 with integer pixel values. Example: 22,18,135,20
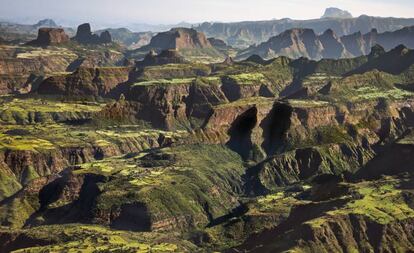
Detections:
321,7,353,19
196,13,414,48
96,28,153,49
129,27,225,62
237,26,414,60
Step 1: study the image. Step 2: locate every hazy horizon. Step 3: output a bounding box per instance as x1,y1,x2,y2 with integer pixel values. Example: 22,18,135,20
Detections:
1,0,414,28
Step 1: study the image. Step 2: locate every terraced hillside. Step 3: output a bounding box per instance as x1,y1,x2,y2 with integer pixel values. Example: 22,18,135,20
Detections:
1,41,414,253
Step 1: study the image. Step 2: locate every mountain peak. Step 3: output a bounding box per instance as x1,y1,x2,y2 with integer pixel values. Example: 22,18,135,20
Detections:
322,7,353,19
34,19,58,28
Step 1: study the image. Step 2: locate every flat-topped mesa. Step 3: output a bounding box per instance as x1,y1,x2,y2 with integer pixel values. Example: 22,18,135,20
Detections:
146,27,212,51
322,7,353,19
73,23,112,45
27,28,70,47
136,49,188,67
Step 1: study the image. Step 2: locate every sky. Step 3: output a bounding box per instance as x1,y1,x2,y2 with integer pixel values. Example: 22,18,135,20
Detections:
0,0,413,26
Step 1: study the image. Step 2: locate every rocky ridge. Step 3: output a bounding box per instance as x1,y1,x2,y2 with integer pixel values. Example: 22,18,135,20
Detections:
238,26,414,60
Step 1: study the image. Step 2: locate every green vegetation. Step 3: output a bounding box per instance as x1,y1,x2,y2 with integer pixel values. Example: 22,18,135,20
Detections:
288,99,330,108
227,72,267,85
0,132,54,151
307,177,414,228
3,224,196,252
214,97,274,109
139,63,211,80
133,78,195,87
16,47,78,59
179,48,225,63
77,144,245,227
322,70,414,102
0,97,105,125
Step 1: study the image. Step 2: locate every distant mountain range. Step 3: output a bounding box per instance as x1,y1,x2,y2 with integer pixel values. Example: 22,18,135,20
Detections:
196,8,414,48
237,26,414,60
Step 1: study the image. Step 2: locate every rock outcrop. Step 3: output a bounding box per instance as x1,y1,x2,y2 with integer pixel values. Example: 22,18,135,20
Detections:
27,28,70,47
73,23,112,45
